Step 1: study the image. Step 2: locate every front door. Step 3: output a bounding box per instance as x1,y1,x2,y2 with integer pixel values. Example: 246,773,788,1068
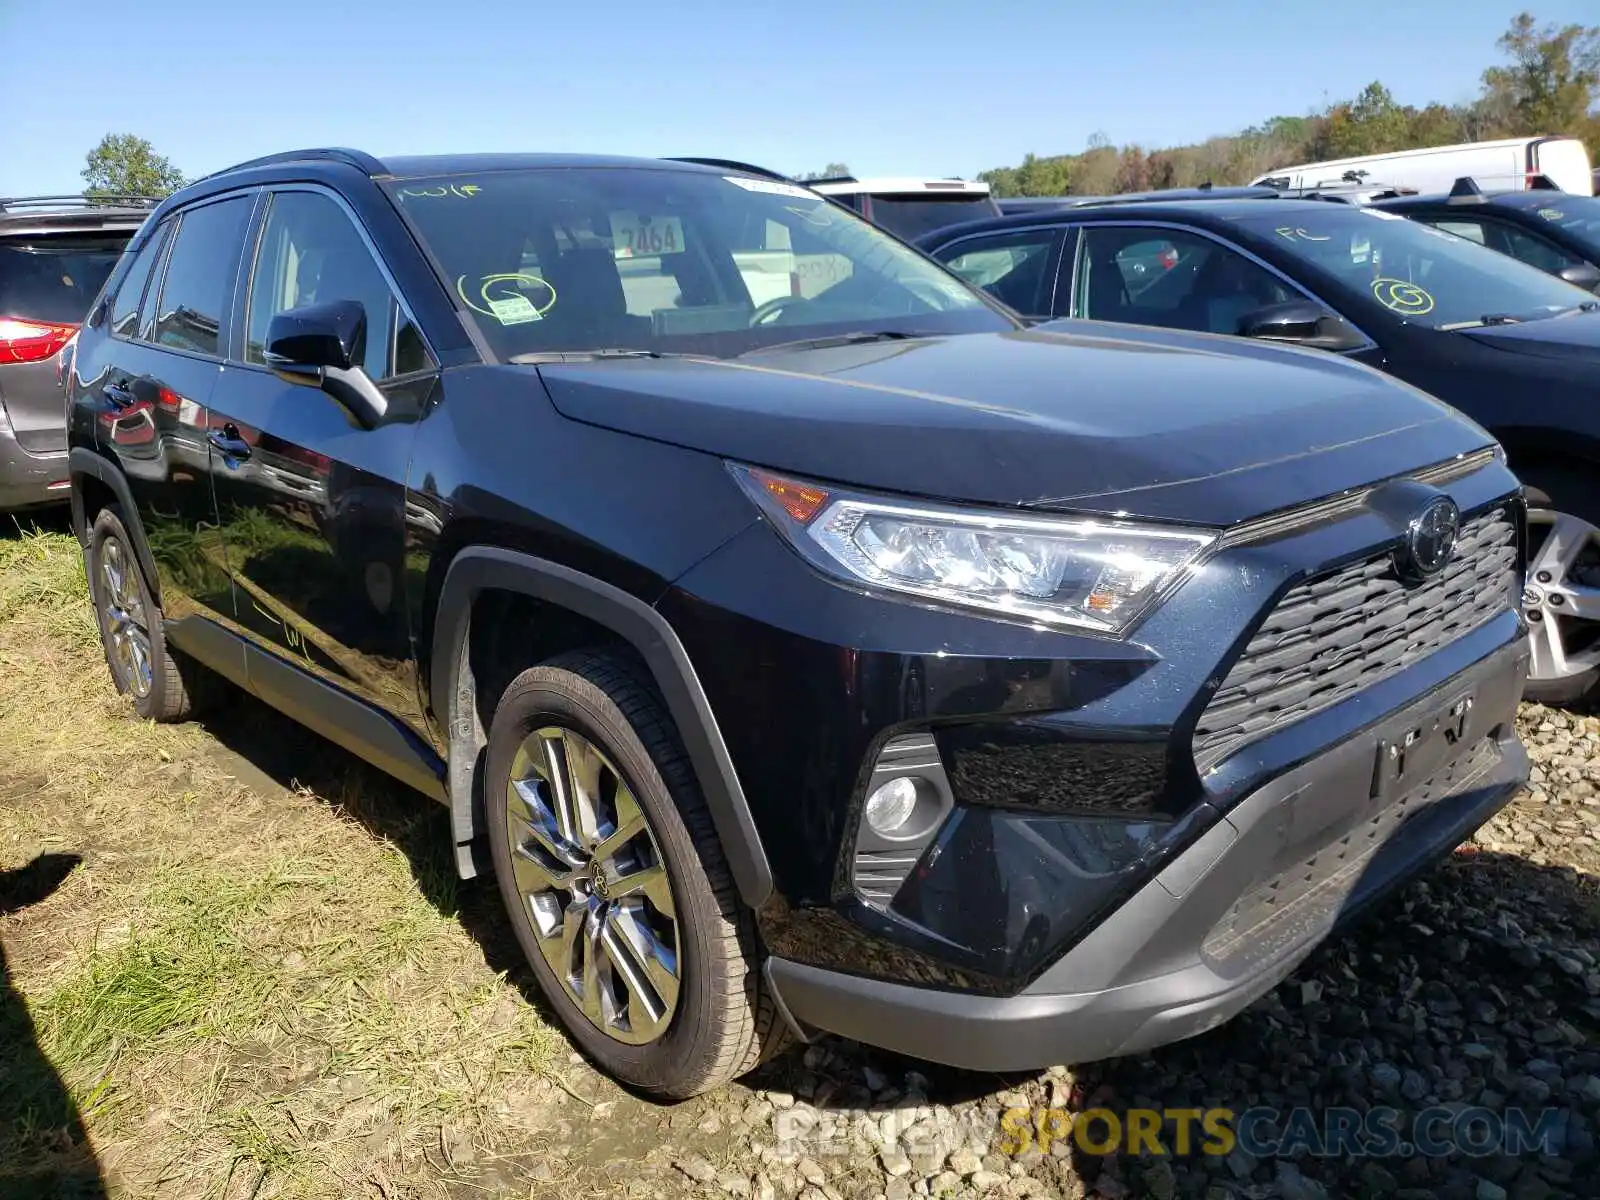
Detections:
206,186,437,735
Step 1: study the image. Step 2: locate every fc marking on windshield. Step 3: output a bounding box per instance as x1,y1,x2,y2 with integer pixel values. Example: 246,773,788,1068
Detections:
1274,226,1332,242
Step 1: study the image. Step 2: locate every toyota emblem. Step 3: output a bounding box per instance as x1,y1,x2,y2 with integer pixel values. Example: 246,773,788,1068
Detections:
1397,496,1460,581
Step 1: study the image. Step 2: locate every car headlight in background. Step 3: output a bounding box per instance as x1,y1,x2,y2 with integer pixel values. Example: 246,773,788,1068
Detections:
729,463,1216,634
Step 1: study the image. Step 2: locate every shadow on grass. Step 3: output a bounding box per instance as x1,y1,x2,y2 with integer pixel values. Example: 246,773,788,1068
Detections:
0,852,105,1200
195,693,562,1029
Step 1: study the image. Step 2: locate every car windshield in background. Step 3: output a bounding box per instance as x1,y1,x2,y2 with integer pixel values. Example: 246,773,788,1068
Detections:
1523,193,1600,256
865,195,1000,240
387,169,1008,360
1233,207,1594,330
0,235,127,324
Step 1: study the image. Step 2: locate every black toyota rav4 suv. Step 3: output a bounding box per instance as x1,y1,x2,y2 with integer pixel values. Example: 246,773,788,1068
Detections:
66,148,1529,1099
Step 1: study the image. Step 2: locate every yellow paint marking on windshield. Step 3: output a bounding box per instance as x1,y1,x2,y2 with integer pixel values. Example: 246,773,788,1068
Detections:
1371,278,1434,316
400,183,482,199
455,273,557,323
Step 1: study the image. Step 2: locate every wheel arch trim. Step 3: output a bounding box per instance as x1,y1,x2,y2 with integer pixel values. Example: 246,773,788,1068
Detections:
431,546,774,907
69,447,162,605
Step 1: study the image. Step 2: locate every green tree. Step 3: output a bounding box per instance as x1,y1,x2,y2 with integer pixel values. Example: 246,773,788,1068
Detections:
81,133,185,198
1479,12,1600,136
1315,82,1411,159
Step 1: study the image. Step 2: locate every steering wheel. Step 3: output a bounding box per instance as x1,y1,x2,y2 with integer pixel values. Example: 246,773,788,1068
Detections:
749,295,811,327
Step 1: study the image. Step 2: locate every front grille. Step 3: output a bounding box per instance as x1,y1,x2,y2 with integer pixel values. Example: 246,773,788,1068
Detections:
1194,508,1517,772
1201,736,1502,976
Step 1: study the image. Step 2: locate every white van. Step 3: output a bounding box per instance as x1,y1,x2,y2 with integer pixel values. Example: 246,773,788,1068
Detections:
807,177,1001,240
1252,136,1593,197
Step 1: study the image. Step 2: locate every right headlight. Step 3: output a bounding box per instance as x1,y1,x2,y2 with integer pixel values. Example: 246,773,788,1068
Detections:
729,463,1216,635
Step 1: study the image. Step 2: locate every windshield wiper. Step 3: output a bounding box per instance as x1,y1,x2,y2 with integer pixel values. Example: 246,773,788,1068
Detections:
737,330,921,357
1440,313,1523,330
508,348,697,364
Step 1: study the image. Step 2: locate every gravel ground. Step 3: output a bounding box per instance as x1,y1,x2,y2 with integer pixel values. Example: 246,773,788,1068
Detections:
530,702,1599,1200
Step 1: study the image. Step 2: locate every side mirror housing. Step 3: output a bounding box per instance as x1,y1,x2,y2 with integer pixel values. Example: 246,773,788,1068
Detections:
264,300,387,427
1238,300,1366,352
1556,262,1600,294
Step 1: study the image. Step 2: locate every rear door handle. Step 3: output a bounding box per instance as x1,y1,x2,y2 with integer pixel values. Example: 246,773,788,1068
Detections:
207,428,252,462
102,383,136,409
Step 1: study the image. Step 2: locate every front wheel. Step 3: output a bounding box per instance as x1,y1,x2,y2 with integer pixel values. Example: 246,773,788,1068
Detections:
1519,465,1600,706
484,650,788,1098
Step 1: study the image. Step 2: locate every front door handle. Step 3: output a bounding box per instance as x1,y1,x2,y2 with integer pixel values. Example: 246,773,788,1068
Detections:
207,428,252,462
102,383,136,409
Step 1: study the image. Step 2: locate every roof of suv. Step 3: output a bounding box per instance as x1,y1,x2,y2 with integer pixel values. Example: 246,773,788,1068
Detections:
0,195,159,236
916,195,1326,246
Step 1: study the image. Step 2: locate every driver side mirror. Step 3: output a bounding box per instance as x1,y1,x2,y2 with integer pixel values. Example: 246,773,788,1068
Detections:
265,300,388,428
1556,262,1600,294
1237,300,1366,352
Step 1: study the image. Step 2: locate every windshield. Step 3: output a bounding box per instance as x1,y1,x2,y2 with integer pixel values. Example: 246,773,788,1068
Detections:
387,169,1009,360
1234,207,1595,329
865,195,1002,240
1522,194,1600,257
0,234,128,325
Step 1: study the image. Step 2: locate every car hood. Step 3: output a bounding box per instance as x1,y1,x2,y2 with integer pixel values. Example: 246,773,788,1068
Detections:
1457,309,1600,362
535,323,1492,527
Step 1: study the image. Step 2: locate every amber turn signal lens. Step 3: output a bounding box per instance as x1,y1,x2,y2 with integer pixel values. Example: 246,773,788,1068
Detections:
751,468,829,524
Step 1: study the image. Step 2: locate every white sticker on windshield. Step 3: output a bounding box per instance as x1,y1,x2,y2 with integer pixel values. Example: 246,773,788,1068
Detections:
489,294,542,325
724,176,816,200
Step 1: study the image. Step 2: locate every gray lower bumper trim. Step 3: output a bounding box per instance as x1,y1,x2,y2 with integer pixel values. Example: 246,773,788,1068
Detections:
766,640,1529,1072
0,430,68,510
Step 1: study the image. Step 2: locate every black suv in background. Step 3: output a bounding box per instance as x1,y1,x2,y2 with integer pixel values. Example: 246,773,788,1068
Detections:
1374,177,1600,293
920,197,1600,704
67,149,1528,1098
0,195,155,510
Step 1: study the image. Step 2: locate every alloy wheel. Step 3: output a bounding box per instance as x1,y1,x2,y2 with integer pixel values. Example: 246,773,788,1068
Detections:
505,726,680,1045
100,537,153,698
1524,507,1600,686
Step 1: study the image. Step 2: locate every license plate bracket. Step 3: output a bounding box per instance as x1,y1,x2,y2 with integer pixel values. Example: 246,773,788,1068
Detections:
1370,691,1475,803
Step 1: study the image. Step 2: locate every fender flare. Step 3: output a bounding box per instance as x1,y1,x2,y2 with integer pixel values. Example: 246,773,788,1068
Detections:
68,447,162,602
431,546,774,908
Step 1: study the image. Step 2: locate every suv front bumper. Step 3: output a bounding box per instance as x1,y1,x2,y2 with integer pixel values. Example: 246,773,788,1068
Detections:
764,637,1528,1070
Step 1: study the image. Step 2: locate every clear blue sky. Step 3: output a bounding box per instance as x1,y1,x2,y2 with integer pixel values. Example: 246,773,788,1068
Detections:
2,0,1593,195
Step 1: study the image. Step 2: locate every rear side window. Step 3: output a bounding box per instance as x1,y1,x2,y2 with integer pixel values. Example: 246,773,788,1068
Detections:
936,229,1060,316
154,196,251,357
0,233,129,325
110,224,169,338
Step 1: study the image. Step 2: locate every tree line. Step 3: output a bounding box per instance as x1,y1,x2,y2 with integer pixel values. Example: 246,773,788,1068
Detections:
978,12,1600,197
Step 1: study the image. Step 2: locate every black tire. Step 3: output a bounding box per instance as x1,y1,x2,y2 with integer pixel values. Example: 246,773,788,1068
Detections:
485,649,789,1098
88,506,221,722
1519,462,1600,707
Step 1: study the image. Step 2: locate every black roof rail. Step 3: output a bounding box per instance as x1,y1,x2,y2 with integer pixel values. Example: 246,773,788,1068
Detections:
0,193,161,213
1448,175,1487,204
202,147,388,182
1527,173,1563,192
665,157,797,183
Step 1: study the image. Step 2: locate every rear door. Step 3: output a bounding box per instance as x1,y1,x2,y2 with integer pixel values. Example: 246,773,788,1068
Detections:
0,225,131,454
89,194,254,630
206,185,437,736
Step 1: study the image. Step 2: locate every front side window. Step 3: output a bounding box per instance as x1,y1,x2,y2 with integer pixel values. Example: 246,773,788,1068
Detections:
154,196,251,356
245,190,416,379
1073,226,1296,335
109,223,168,338
387,168,1008,360
1234,207,1595,329
934,229,1060,316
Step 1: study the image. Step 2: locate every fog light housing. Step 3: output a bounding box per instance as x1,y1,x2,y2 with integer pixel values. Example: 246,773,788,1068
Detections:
865,777,919,835
852,733,955,909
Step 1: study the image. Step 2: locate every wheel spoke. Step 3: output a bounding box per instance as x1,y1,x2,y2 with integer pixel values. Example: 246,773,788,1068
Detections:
602,904,679,1024
561,731,605,847
609,862,674,918
1556,583,1600,622
1529,511,1596,583
579,903,607,1024
508,777,586,874
1529,615,1571,681
592,783,647,864
538,732,585,847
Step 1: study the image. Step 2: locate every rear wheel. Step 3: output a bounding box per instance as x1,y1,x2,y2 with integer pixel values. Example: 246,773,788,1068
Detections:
1519,464,1600,706
484,649,789,1098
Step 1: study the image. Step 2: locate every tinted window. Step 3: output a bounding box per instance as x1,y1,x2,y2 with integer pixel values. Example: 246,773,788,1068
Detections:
0,233,129,325
246,190,411,378
388,169,1005,359
1234,207,1593,329
110,224,168,337
1075,226,1296,335
154,197,250,356
936,230,1058,315
866,195,1001,240
1498,224,1585,274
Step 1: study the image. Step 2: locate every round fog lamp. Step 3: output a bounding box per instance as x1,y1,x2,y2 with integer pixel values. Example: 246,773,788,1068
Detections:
864,777,918,835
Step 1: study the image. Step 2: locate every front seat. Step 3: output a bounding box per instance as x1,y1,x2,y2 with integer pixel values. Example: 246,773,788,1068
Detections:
542,247,652,347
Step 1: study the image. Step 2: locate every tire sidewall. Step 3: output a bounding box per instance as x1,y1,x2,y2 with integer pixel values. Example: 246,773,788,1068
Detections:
484,666,728,1093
